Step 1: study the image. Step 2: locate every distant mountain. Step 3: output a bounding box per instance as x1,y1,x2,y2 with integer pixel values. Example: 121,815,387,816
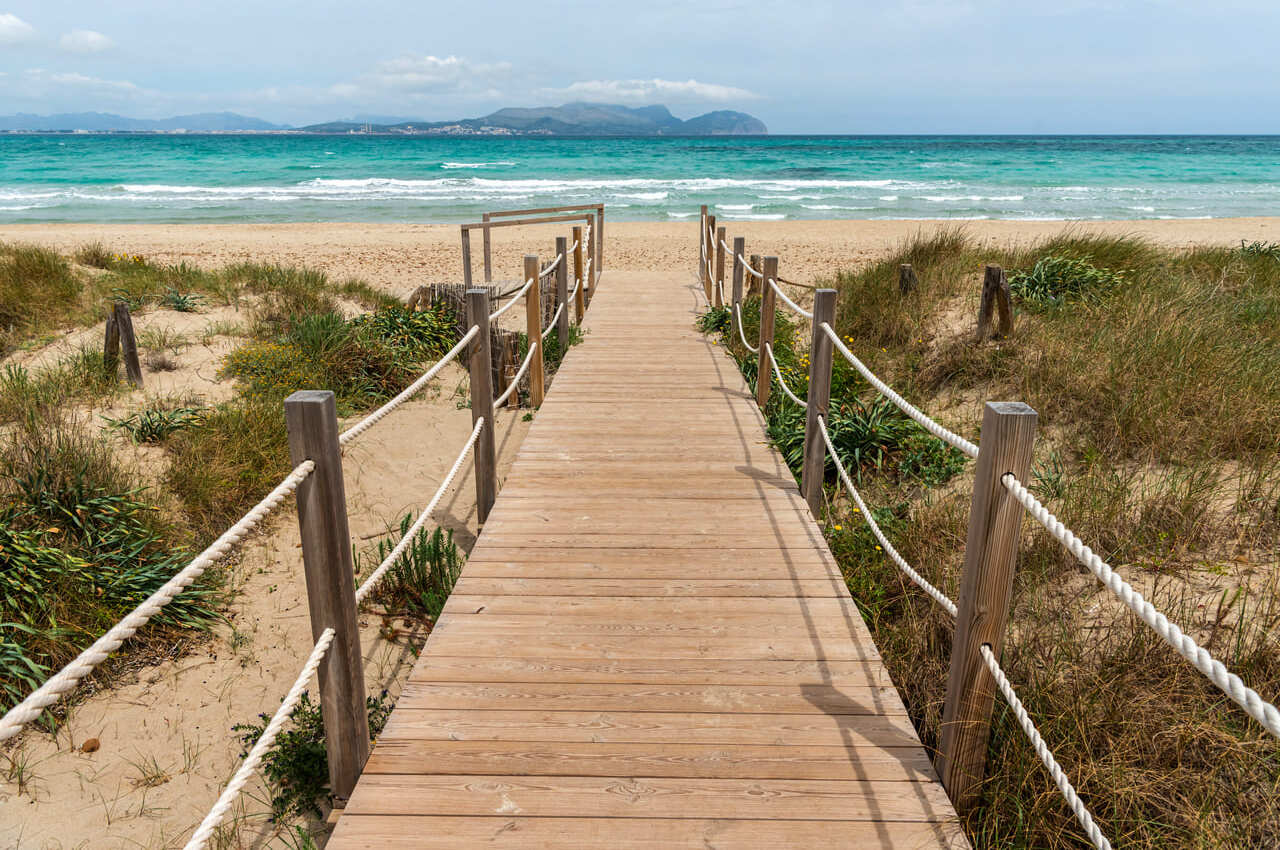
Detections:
0,111,287,131
298,103,768,136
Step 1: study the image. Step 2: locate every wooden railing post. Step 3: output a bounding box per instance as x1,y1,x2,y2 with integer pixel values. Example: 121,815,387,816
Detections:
284,390,370,803
555,235,570,348
596,205,604,275
465,290,498,522
749,253,762,298
938,401,1038,811
714,225,726,308
698,207,708,298
801,289,837,515
755,256,779,408
572,225,586,323
704,214,717,304
586,219,596,303
461,226,473,288
729,236,745,339
524,255,546,407
481,213,493,283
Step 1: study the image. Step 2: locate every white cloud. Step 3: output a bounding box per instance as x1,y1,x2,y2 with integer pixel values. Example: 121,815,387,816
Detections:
542,78,760,104
366,54,512,94
0,12,36,45
60,29,115,53
23,68,140,93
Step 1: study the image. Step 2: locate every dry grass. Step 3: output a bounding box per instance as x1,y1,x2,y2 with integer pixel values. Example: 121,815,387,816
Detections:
812,229,1280,848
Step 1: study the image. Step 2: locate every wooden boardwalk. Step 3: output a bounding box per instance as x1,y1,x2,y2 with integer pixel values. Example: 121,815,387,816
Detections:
328,271,967,848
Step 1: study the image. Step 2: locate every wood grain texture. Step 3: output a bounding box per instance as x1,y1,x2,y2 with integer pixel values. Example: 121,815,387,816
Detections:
327,269,966,849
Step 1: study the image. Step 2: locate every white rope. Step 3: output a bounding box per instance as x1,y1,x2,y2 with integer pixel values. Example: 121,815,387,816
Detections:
183,628,335,850
740,255,764,279
541,303,564,340
353,419,484,604
764,343,807,409
569,239,578,252
0,460,315,742
768,277,814,320
568,279,581,302
734,302,758,353
820,323,979,458
338,325,480,447
818,416,958,617
494,344,537,408
981,645,1112,850
538,252,564,278
488,276,535,322
1003,473,1280,738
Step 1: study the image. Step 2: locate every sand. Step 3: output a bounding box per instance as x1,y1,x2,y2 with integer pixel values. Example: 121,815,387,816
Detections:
2,218,1277,294
1,216,1276,848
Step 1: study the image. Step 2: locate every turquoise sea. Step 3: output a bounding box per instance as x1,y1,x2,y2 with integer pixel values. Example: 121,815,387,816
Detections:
0,135,1277,223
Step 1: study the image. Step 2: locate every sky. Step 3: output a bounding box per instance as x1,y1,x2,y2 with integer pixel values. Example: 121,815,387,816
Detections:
1,1,1279,133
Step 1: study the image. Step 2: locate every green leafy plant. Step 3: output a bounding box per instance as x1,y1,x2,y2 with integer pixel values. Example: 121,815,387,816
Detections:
1239,240,1280,260
357,518,464,621
898,433,967,487
158,288,202,312
1008,254,1125,306
696,306,730,334
105,406,208,444
233,690,394,821
349,304,458,359
769,397,916,481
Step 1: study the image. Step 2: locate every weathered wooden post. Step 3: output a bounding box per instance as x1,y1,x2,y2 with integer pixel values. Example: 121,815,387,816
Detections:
975,264,1013,341
113,301,143,387
572,225,586,323
555,235,570,349
801,289,837,515
465,289,498,521
749,253,762,298
103,310,120,373
524,255,546,407
899,264,919,295
714,225,727,308
938,401,1038,811
729,236,746,339
704,214,717,304
698,206,708,298
481,212,493,283
461,226,473,288
755,256,779,408
585,218,596,303
284,390,370,803
595,205,604,275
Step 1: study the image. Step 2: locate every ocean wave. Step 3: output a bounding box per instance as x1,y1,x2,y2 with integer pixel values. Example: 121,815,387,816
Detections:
716,204,755,210
802,204,873,210
440,161,516,169
618,191,668,200
722,212,787,220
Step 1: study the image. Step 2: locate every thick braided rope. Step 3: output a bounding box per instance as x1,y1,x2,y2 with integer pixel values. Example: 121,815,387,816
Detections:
541,302,565,340
488,276,535,322
821,323,980,459
338,325,479,447
819,417,958,616
764,343,807,409
733,302,758,353
353,419,484,605
739,255,764,279
494,344,537,408
568,279,581,302
980,645,1113,850
768,277,814,320
0,460,315,742
568,239,578,252
1003,473,1280,737
538,252,564,278
183,628,335,850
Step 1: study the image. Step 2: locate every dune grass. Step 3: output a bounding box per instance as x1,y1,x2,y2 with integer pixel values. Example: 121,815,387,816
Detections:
702,229,1280,849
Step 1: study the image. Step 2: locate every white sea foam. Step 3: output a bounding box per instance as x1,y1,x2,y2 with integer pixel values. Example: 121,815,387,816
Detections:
716,204,755,210
440,161,516,169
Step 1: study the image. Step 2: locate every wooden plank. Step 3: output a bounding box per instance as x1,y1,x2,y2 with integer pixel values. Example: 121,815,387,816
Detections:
461,212,593,230
406,657,890,687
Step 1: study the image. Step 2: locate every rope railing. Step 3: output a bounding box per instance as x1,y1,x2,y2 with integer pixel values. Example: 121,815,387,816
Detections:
768,277,814,320
494,343,537,408
741,256,764,279
354,419,484,605
734,302,758,352
817,416,958,616
764,342,808,409
488,276,535,322
184,628,335,850
821,323,980,458
538,252,564,278
339,326,480,447
0,459,316,742
981,644,1113,850
1003,472,1280,738
541,303,565,340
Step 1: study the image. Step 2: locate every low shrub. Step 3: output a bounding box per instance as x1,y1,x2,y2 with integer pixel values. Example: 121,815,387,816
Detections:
1008,253,1125,306
358,518,464,621
105,406,208,444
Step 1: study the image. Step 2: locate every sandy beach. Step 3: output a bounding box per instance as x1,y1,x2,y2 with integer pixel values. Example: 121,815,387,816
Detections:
3,217,1277,295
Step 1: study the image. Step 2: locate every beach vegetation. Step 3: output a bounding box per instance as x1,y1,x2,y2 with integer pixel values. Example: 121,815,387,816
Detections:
356,515,464,622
